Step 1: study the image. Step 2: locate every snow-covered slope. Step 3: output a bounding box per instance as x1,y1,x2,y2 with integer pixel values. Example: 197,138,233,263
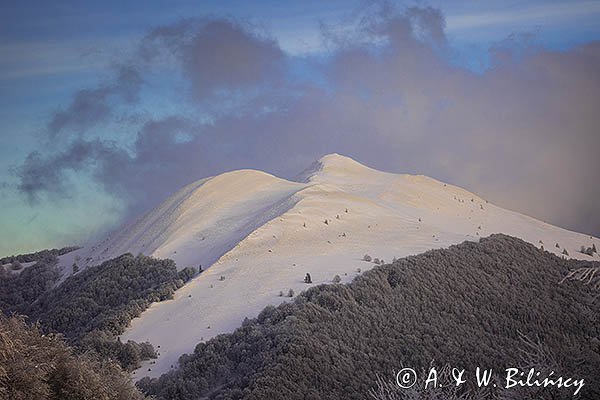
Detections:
62,153,599,380
59,171,304,276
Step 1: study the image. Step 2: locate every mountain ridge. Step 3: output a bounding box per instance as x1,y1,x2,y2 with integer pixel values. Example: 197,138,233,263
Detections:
51,153,598,379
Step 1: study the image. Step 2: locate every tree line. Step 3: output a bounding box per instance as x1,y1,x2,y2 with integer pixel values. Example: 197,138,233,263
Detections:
0,246,79,265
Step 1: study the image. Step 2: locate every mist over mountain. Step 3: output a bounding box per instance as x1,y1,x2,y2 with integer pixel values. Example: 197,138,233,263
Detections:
3,4,599,257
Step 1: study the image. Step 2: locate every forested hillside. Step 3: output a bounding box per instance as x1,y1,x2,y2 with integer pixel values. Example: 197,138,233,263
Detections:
0,252,197,370
0,253,61,311
139,234,600,400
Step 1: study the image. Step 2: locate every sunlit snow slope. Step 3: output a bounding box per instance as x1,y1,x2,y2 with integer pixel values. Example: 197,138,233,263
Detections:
63,153,599,380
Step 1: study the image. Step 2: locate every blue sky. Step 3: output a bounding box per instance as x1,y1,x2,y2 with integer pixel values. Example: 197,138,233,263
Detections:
1,0,599,256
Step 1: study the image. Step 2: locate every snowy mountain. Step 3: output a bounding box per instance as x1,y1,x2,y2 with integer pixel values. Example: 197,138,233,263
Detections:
58,153,599,379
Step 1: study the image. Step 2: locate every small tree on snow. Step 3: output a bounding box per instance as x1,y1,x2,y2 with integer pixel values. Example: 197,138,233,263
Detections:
304,273,312,283
363,254,372,262
287,288,295,297
581,246,594,256
332,275,341,284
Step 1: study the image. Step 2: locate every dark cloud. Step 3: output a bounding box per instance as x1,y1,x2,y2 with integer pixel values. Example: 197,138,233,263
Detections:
47,65,143,137
142,18,285,100
15,139,130,203
48,87,111,137
13,7,600,239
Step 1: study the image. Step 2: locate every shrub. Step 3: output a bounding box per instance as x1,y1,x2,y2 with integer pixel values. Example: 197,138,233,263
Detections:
580,246,595,256
332,275,341,284
304,273,312,284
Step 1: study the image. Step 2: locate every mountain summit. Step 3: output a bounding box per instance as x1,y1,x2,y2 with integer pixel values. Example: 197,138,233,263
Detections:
57,153,598,379
296,153,379,183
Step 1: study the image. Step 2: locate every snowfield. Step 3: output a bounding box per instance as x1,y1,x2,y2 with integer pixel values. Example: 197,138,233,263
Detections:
58,153,599,380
